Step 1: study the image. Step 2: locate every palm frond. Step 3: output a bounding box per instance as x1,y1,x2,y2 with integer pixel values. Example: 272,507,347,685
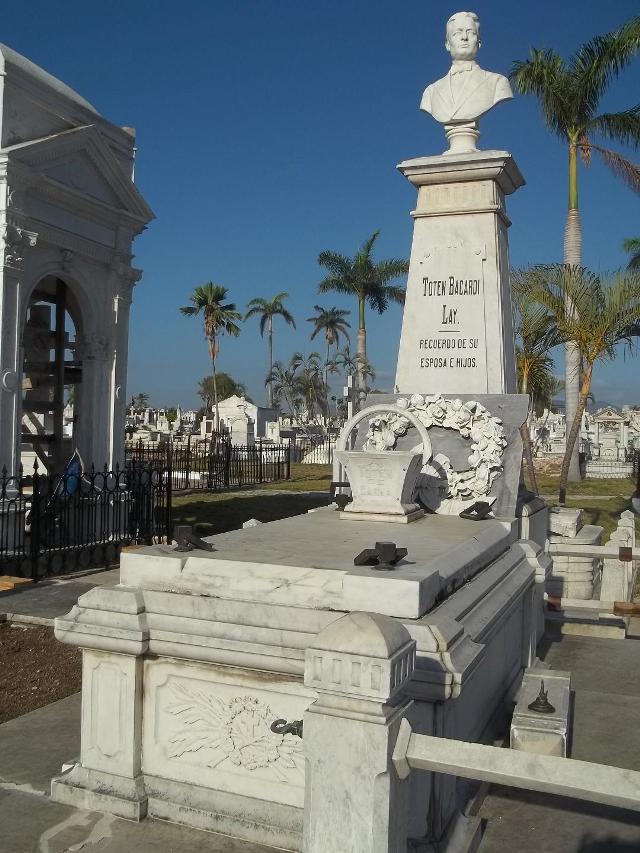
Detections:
588,107,640,147
317,251,352,280
572,17,640,114
510,49,573,138
622,237,640,270
591,144,640,194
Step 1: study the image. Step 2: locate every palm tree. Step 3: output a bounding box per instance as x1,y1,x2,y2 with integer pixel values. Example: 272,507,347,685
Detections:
244,293,295,408
180,283,241,429
329,345,357,378
622,237,640,270
267,360,301,419
512,268,564,491
197,373,247,408
292,352,326,422
317,231,408,389
526,264,640,504
327,345,377,412
133,392,149,412
511,16,640,481
307,305,351,389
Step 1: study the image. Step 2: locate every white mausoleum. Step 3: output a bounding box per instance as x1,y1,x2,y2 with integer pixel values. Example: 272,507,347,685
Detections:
0,44,153,472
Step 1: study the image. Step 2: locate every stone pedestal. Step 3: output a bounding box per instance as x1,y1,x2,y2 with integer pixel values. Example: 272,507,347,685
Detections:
303,613,414,853
395,150,524,395
510,668,571,757
547,524,604,599
51,587,148,820
600,510,637,603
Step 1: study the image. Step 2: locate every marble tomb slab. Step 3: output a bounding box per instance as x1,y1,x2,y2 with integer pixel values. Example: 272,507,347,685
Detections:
121,511,515,620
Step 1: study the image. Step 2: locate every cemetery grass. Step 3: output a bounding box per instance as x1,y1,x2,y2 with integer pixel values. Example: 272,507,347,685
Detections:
261,463,332,491
525,469,637,539
0,622,81,723
172,463,332,537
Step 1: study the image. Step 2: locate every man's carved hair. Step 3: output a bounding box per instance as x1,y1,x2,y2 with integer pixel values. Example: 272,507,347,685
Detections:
446,11,480,40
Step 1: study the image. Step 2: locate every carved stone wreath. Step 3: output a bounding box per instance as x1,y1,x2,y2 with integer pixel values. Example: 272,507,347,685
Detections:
363,393,507,513
165,683,302,778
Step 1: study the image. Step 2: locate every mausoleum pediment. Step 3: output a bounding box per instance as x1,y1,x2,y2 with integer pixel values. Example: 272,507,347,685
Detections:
5,125,154,224
42,151,121,206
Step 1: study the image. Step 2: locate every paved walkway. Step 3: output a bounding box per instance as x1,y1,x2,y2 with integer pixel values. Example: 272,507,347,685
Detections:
0,694,273,853
478,634,640,853
0,568,120,625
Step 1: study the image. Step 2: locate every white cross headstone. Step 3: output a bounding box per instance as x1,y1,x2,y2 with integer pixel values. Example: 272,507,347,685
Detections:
343,374,360,421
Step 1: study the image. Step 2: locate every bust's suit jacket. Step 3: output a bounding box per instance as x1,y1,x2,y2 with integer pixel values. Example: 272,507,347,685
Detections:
421,63,513,123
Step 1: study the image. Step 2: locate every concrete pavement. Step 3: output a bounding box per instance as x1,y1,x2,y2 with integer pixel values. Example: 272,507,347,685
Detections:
0,568,120,626
0,694,276,853
477,634,640,853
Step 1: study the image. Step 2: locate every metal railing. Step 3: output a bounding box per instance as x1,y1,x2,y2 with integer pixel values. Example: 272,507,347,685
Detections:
288,435,336,465
125,436,291,491
0,461,170,581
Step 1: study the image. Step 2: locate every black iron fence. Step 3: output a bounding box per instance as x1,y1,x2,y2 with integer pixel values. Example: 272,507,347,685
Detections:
0,462,170,581
125,436,291,490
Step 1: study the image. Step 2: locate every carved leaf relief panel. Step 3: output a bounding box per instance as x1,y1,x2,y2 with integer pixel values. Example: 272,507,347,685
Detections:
162,678,304,783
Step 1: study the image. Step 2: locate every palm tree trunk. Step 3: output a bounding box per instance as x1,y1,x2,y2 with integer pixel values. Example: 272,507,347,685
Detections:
325,338,330,391
210,336,220,432
559,363,592,505
520,372,538,493
563,141,582,483
267,316,273,408
356,296,366,392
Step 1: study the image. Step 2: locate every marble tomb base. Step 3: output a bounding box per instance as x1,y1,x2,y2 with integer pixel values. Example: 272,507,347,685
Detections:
51,507,550,851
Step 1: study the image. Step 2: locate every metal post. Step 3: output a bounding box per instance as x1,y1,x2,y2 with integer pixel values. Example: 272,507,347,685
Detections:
30,465,41,582
224,439,231,488
165,445,173,545
53,280,67,473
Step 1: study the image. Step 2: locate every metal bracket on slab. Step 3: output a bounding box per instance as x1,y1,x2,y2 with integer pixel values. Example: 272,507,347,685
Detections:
173,524,215,553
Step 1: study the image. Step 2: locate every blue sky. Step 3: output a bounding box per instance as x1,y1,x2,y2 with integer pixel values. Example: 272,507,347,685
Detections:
4,1,640,408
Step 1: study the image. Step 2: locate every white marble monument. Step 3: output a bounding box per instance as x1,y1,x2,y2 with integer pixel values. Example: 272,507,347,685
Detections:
50,14,550,852
395,11,522,397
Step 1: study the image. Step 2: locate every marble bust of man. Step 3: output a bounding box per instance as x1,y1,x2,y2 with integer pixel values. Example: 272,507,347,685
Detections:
421,11,513,125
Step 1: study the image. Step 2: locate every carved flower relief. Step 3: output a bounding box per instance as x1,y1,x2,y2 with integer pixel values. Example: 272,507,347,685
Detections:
362,394,507,506
2,224,37,268
165,682,303,780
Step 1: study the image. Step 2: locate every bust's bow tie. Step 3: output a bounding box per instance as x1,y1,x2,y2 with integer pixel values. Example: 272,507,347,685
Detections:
450,62,475,75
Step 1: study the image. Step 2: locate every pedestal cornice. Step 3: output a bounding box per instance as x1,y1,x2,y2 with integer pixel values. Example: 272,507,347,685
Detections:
398,150,525,195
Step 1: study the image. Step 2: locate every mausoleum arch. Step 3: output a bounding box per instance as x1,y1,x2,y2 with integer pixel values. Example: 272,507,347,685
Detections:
19,267,103,473
20,263,97,340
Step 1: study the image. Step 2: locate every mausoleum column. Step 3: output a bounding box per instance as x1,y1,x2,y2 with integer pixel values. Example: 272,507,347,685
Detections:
0,223,38,470
75,331,112,466
303,612,415,853
109,267,140,467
